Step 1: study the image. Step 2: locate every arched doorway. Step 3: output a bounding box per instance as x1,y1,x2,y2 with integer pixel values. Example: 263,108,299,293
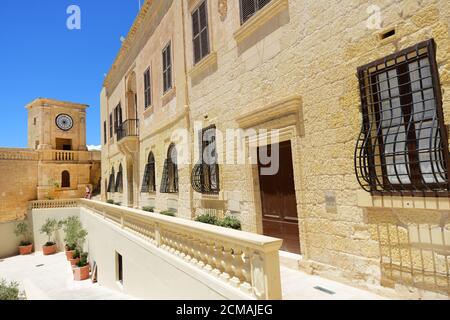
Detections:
61,170,70,188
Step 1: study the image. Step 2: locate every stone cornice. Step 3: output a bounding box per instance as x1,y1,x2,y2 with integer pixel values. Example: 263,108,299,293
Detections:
25,98,88,110
236,95,303,134
103,0,173,96
103,0,153,91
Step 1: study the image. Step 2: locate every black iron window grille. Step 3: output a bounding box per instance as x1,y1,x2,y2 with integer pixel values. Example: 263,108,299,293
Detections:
192,0,210,65
141,152,156,193
160,144,178,193
162,43,172,94
115,164,124,193
240,0,272,25
107,168,115,193
355,39,450,196
191,125,220,194
144,68,152,108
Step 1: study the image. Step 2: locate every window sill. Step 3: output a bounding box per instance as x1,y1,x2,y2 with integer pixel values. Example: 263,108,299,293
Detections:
189,52,217,79
162,86,176,106
233,0,289,44
357,190,450,211
143,105,154,118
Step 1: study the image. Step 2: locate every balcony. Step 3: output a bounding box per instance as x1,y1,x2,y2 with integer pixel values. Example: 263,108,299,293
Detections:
117,119,139,142
116,119,140,156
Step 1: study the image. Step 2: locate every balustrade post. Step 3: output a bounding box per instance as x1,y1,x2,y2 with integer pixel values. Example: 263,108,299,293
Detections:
250,250,282,300
155,224,161,247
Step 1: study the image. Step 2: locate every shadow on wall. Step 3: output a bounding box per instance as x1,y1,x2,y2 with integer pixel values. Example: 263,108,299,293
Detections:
0,215,34,259
366,209,450,297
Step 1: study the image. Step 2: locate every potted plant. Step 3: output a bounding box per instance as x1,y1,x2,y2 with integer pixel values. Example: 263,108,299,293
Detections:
61,216,82,260
14,222,33,255
39,218,60,255
69,249,81,266
74,253,90,281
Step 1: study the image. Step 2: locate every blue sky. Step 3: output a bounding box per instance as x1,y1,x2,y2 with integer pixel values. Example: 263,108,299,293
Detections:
0,1,141,147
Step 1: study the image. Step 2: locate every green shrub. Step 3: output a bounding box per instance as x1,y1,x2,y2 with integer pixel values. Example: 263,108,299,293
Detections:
160,210,176,217
220,216,242,230
39,218,61,246
106,199,114,204
195,214,242,230
73,249,81,259
142,206,155,212
61,216,87,251
0,279,20,300
77,253,89,268
114,202,122,206
14,222,32,246
195,214,219,226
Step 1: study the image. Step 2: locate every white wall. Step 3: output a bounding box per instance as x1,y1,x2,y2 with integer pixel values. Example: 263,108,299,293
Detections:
30,207,250,300
31,208,80,252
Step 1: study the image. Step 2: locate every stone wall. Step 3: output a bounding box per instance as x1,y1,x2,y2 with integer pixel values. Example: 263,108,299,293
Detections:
0,149,38,223
101,0,450,298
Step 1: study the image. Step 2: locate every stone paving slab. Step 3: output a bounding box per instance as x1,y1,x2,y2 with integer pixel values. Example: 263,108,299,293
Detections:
280,266,387,300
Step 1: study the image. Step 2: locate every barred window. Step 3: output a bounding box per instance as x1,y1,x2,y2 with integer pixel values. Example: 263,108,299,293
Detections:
160,144,178,193
141,152,156,193
240,0,272,24
107,168,115,193
144,68,152,108
162,43,172,94
191,125,220,194
192,0,210,64
115,164,123,193
355,39,450,195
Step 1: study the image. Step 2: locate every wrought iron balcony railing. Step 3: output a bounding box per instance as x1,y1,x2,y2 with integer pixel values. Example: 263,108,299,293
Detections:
117,119,139,142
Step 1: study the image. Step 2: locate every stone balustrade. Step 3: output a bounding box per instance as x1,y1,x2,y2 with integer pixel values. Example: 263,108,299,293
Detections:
29,199,79,209
53,151,77,161
0,149,39,161
29,199,283,299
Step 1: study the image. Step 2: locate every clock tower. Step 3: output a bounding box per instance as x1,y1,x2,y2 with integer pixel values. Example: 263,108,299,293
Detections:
24,98,100,200
27,98,88,151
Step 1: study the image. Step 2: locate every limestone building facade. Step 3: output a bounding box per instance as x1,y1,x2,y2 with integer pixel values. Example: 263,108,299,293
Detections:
0,98,101,222
101,0,450,298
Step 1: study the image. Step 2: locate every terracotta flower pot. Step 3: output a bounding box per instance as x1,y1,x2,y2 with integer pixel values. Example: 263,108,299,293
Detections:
74,265,90,281
65,250,75,260
19,244,33,255
69,258,80,266
42,244,57,256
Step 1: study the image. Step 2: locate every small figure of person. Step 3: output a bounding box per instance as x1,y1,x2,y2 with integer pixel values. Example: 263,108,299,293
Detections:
85,185,92,199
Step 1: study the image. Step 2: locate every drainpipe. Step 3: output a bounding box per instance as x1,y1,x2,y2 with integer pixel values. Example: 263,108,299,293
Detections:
180,0,194,219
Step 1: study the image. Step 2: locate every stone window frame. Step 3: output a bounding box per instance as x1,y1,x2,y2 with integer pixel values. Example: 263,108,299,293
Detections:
162,42,173,94
191,124,220,195
191,0,211,65
143,67,152,109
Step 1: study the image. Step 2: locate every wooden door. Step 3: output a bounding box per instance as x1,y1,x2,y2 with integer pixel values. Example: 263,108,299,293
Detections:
258,141,300,254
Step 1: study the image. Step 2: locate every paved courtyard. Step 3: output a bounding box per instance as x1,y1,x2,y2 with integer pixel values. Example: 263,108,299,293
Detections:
0,252,132,300
0,251,386,300
280,266,386,300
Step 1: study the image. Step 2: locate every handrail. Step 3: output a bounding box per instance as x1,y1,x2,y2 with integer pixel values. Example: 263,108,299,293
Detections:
117,119,139,141
29,199,283,299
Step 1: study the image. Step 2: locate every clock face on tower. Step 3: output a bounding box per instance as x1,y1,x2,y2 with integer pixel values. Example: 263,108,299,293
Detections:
55,114,74,131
